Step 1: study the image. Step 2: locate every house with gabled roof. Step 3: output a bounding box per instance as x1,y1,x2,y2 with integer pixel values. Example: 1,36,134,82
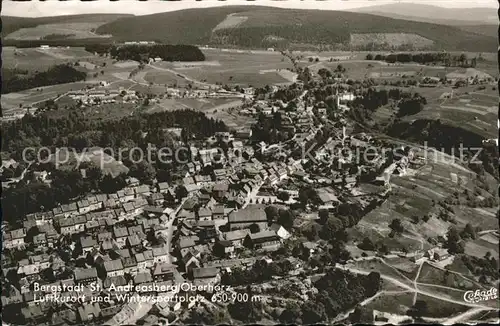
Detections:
152,246,170,263
85,220,100,233
5,228,26,249
128,225,145,237
61,203,79,217
192,267,219,285
157,182,170,193
33,233,47,247
103,259,124,278
104,198,119,209
113,226,129,247
220,229,250,248
214,239,235,257
135,250,154,269
77,302,101,323
97,231,113,243
228,206,267,231
180,251,201,272
197,207,212,221
153,262,175,281
135,185,151,197
74,268,98,284
212,205,225,220
142,218,160,232
126,234,142,248
143,205,167,216
80,236,97,254
121,256,138,274
244,230,281,251
77,199,91,214
195,175,213,187
133,272,153,285
74,215,86,234
58,218,76,235
149,192,164,206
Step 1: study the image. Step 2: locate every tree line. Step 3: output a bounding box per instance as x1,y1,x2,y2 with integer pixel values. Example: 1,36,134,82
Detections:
3,38,117,48
2,64,87,94
2,108,227,160
84,44,206,62
366,52,476,67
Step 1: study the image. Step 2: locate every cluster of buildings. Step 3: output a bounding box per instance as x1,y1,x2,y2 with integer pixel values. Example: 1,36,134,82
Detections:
1,59,449,325
1,122,316,324
67,88,138,105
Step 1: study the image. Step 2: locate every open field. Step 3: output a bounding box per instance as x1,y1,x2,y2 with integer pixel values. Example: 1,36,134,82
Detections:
144,70,190,87
405,88,498,139
3,14,129,40
417,262,483,290
2,46,94,70
47,147,129,177
364,292,414,315
371,83,497,139
415,294,470,318
6,23,112,40
417,283,469,303
347,259,415,288
384,257,421,279
36,47,95,60
358,158,481,245
464,238,499,259
1,81,93,111
81,102,139,121
151,49,293,87
446,68,493,80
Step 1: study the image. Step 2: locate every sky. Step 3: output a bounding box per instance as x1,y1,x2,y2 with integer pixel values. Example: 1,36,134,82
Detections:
3,0,498,17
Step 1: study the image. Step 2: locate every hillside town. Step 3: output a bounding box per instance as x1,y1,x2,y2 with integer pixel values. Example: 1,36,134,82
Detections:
3,73,463,326
2,1,499,325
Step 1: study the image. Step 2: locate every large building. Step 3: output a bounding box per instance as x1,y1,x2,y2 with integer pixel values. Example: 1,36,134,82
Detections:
228,206,267,231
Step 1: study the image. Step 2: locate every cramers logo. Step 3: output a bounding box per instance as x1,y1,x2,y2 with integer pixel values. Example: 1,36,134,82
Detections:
463,287,498,303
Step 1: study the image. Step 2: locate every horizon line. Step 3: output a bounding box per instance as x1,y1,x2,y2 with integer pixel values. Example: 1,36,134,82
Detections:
3,0,497,18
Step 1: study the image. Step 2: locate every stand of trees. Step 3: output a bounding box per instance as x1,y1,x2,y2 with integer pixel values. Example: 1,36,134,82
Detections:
85,44,205,62
366,52,476,67
2,162,127,225
221,259,293,286
396,94,427,117
1,109,227,222
297,269,381,324
387,119,485,150
3,38,113,48
2,64,87,94
2,109,227,160
461,252,498,282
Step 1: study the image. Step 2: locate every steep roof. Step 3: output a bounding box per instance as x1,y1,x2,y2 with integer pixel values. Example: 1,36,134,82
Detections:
193,267,218,279
228,207,266,224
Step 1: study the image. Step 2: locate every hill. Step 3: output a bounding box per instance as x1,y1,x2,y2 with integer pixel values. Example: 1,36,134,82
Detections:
456,25,498,38
94,6,496,52
350,3,497,25
2,14,132,39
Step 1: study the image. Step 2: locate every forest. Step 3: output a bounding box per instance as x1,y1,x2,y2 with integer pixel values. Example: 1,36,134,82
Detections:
2,64,87,94
84,44,206,62
2,108,227,160
1,108,228,222
3,38,115,48
366,52,477,67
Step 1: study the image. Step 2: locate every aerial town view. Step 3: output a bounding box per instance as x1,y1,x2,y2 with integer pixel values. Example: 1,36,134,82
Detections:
1,0,498,325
